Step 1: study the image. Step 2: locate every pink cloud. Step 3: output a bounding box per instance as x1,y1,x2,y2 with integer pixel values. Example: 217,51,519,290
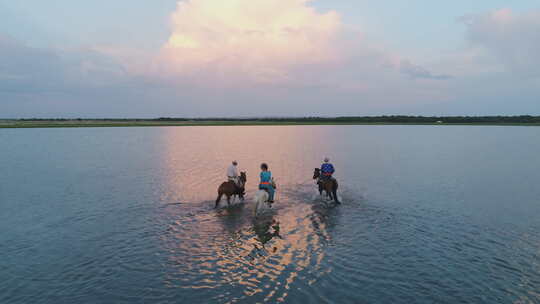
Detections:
156,0,342,86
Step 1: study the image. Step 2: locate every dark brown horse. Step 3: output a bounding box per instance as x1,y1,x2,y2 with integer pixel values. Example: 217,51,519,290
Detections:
215,172,247,208
313,168,340,204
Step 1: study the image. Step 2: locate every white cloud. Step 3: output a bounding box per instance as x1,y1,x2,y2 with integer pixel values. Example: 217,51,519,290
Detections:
0,0,455,117
6,3,539,117
152,0,452,97
157,0,341,85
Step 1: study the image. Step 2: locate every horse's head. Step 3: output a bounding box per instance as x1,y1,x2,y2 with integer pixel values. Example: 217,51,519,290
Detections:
313,168,321,179
240,172,247,183
238,172,247,197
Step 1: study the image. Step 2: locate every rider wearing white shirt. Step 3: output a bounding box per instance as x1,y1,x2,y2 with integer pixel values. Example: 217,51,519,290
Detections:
227,161,240,186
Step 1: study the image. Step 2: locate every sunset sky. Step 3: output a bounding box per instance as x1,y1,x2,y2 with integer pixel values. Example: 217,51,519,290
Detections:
1,0,539,117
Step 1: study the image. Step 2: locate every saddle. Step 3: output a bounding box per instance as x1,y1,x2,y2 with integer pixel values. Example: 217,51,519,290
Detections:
228,180,244,194
260,178,277,189
318,177,336,184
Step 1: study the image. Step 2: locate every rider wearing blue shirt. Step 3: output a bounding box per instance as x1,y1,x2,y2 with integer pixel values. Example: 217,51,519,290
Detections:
259,163,275,202
321,157,335,180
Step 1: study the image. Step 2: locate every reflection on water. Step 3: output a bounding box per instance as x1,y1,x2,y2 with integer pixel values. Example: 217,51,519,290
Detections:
253,219,281,247
1,126,540,304
160,185,334,303
156,127,339,302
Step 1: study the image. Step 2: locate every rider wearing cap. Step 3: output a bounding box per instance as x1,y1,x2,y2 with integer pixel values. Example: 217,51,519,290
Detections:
259,163,275,203
320,157,335,181
227,161,240,187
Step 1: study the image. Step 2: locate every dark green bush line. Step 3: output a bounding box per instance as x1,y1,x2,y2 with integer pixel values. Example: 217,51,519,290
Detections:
9,115,540,124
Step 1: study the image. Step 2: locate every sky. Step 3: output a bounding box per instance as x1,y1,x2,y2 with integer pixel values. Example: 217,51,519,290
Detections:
0,0,539,118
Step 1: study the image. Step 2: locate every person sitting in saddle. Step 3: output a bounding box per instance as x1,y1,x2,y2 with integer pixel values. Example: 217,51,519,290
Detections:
259,163,275,203
227,161,242,191
320,157,335,181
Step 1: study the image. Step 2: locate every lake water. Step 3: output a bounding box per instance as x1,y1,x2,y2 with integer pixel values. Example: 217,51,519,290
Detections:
1,125,539,304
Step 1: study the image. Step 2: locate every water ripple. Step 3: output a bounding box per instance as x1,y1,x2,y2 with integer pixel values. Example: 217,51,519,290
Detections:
2,126,540,304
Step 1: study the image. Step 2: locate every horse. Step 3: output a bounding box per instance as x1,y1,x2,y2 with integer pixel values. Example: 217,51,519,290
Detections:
313,168,340,204
254,179,276,216
215,172,246,208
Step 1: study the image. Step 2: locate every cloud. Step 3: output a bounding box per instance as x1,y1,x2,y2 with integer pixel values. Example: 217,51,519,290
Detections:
153,0,452,91
0,33,130,93
399,60,452,80
0,0,454,117
0,33,155,117
7,2,539,117
0,34,64,93
460,8,540,77
157,0,341,85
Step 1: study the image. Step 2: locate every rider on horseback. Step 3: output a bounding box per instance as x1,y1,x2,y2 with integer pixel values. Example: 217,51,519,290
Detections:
314,157,341,204
259,163,275,203
320,157,335,181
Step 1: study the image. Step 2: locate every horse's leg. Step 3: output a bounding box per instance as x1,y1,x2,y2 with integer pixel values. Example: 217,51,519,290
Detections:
226,195,231,206
332,189,340,204
333,191,340,204
333,181,340,204
255,194,263,216
215,192,223,208
318,182,323,196
325,184,332,200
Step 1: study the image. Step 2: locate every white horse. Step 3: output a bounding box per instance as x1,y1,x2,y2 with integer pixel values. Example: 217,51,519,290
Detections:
254,190,271,216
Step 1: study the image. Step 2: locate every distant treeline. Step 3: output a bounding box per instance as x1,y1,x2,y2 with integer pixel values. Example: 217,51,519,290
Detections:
14,115,540,124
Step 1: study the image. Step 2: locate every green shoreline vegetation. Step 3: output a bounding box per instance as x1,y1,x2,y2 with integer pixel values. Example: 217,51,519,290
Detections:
1,116,540,128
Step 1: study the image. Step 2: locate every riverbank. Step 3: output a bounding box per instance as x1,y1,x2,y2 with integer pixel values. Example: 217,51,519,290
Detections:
1,117,539,128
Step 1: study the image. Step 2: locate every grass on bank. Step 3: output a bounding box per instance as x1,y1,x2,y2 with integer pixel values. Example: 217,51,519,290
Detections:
1,118,540,128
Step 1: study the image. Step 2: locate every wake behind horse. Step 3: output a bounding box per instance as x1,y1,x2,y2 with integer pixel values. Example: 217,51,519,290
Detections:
313,168,340,204
215,172,246,208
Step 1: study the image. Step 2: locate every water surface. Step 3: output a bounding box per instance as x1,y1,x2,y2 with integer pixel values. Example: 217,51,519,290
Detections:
1,126,539,303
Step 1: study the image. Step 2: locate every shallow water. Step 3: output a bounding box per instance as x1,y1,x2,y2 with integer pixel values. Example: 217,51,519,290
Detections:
1,125,539,303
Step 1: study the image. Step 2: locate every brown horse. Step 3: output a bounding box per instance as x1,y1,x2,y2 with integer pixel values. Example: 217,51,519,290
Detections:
215,172,247,208
313,168,340,204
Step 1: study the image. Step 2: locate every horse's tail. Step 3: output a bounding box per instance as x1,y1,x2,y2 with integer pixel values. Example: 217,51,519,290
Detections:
324,182,333,196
